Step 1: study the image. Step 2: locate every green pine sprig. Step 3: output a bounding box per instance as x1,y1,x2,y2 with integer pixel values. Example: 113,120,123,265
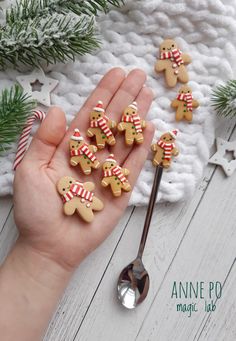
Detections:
6,0,124,22
211,80,236,118
0,0,124,68
0,13,99,68
0,85,36,154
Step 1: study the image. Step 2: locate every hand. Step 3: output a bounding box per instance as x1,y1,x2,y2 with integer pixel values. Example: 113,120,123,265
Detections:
13,68,154,272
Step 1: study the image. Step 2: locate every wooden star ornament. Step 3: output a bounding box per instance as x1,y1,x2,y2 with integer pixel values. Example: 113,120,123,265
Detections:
209,137,236,177
16,68,59,107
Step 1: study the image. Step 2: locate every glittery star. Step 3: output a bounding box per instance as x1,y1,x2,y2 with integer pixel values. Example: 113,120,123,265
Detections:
16,69,59,107
209,137,236,176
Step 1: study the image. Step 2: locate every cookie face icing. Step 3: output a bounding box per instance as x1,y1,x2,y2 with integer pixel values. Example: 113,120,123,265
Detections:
155,39,191,88
101,154,131,197
87,100,116,149
57,176,104,223
171,85,199,122
160,39,178,52
69,129,100,175
118,101,146,145
151,130,179,169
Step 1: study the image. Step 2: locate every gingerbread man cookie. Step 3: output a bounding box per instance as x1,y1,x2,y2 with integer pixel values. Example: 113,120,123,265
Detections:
57,176,104,223
155,39,191,87
87,100,116,149
118,101,146,145
171,85,199,122
69,129,100,175
101,154,131,197
151,130,179,168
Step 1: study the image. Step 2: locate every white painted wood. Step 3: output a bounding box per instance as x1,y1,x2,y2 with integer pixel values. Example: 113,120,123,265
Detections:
0,211,18,264
197,261,236,341
0,196,13,232
134,163,236,341
73,122,236,341
44,207,134,341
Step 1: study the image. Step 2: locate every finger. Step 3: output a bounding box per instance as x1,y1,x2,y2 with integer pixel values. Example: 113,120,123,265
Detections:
122,122,155,187
70,67,126,133
23,106,67,166
111,85,154,164
105,69,147,120
54,67,126,160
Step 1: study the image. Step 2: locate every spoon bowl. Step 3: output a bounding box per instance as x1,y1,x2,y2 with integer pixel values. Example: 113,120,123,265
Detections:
117,257,149,309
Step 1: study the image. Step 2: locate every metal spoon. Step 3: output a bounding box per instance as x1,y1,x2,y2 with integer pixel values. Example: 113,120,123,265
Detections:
117,165,163,309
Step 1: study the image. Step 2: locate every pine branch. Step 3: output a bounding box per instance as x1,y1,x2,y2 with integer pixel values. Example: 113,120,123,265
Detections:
6,0,124,23
0,13,99,68
0,85,36,154
211,80,236,118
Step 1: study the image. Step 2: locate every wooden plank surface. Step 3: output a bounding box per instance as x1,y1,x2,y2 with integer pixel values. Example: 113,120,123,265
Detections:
0,210,18,264
0,196,13,233
135,158,236,341
197,260,236,341
71,122,236,341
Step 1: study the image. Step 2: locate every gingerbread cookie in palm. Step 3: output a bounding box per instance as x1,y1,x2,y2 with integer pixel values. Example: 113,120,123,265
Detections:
87,100,116,149
171,85,199,122
57,176,104,223
101,154,131,197
118,101,146,145
151,130,179,168
155,39,191,87
69,129,100,175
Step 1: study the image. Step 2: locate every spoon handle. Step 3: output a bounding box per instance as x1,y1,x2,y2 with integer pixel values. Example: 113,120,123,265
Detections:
137,165,163,258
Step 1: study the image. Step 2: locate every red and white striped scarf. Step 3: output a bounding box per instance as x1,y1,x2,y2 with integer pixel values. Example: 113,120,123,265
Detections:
90,116,112,137
157,140,175,161
177,93,193,111
62,181,94,203
160,49,183,66
70,144,97,162
122,114,142,133
103,166,127,184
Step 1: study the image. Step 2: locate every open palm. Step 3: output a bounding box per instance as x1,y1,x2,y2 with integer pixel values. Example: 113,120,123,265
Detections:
13,68,154,271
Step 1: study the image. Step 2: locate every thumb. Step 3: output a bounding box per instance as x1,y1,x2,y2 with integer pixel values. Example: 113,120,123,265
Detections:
23,106,67,166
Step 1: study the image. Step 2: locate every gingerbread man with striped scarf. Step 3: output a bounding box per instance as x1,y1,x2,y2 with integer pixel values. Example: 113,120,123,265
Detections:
151,130,179,168
87,100,116,149
171,85,199,122
155,39,191,88
57,176,104,223
101,154,131,197
69,129,100,175
118,101,146,145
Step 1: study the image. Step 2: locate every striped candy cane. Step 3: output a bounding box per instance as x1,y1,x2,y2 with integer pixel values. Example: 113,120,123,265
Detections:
13,110,46,170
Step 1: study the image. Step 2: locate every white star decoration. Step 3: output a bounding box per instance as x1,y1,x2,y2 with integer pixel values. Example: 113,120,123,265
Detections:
209,137,236,177
16,69,59,107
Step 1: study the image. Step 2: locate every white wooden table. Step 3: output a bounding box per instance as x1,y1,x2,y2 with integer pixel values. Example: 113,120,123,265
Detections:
0,119,235,341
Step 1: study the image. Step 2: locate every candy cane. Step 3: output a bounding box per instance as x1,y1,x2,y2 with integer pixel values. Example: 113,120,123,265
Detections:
13,110,46,170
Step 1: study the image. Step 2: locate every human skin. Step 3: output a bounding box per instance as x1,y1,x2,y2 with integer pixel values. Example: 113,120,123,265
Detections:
0,68,154,341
